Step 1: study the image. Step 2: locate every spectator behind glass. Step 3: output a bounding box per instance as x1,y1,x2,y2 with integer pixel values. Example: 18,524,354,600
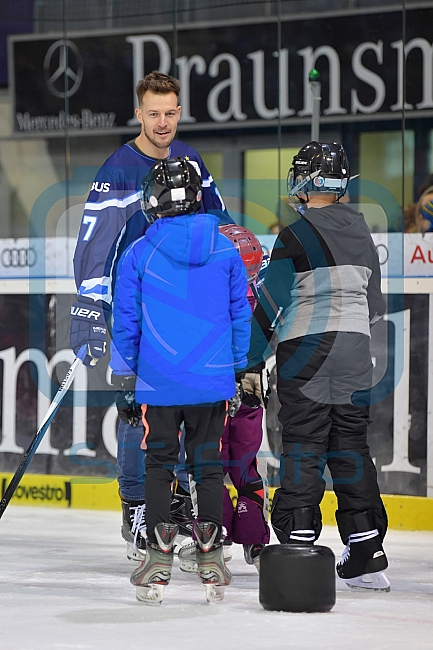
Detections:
404,174,433,233
416,186,433,233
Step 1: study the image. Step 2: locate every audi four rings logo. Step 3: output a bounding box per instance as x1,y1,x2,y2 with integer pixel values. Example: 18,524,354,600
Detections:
1,248,37,268
44,40,83,98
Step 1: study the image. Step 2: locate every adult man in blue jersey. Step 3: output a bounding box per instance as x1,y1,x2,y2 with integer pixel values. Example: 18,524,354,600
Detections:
70,71,232,561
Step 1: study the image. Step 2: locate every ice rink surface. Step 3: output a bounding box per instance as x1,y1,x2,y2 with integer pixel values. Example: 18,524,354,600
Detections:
0,506,432,650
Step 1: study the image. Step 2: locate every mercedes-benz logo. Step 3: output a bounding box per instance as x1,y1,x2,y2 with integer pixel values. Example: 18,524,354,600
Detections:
44,39,83,98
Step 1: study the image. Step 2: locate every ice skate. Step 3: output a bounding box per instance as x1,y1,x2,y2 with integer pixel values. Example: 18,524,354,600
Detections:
121,500,147,561
337,530,390,592
243,543,265,572
130,523,178,605
223,540,233,562
178,539,232,573
194,522,232,603
178,540,197,572
170,486,195,551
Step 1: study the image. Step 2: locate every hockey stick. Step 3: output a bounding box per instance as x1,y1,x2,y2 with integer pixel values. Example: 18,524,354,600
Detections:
0,345,87,521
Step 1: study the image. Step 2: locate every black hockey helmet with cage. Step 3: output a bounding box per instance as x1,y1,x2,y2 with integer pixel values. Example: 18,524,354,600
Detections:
287,141,350,202
141,157,203,223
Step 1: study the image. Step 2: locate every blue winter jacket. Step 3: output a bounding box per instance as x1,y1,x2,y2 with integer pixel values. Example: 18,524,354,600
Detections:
110,213,251,406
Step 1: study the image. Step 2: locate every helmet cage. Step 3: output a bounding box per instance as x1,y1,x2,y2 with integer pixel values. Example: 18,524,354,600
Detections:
141,157,203,223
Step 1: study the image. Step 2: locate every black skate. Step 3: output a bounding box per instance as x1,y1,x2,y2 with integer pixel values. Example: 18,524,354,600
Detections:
169,485,195,551
130,523,179,605
121,499,147,561
243,544,265,572
337,531,390,592
194,521,232,604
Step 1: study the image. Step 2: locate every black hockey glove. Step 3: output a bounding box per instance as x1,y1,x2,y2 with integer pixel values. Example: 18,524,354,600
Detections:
227,371,246,418
70,297,108,367
111,375,142,427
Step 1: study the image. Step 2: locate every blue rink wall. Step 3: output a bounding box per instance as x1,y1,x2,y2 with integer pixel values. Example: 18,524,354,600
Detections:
1,235,433,529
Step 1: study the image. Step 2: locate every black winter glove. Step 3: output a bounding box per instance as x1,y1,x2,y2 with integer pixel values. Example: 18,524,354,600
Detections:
70,297,108,367
111,375,142,427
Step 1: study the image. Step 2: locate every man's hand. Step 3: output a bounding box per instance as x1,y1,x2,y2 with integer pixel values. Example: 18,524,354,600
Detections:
70,299,108,367
111,375,142,427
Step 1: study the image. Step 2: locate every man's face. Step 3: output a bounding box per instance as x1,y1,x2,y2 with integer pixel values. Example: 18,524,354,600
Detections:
135,91,181,151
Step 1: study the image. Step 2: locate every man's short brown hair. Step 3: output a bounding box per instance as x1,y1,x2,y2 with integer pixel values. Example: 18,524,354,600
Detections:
136,71,181,105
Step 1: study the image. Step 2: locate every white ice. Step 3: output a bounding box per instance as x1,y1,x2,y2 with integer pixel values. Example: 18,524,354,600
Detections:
1,507,432,650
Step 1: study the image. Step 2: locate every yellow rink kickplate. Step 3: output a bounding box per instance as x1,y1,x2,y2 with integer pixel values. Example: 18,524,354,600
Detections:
1,473,433,531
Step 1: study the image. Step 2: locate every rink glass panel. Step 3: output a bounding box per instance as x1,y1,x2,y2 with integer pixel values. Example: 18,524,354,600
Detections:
3,1,432,498
0,287,430,499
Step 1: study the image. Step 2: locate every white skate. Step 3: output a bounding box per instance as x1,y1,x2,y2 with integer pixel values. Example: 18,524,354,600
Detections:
136,584,165,606
126,542,146,562
205,584,227,604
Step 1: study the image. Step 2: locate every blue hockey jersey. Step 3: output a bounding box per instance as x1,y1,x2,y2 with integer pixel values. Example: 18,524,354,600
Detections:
110,213,251,406
73,139,228,306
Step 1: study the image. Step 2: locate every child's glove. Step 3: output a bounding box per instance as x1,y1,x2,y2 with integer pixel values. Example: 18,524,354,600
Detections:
111,375,142,427
227,371,246,417
241,361,269,409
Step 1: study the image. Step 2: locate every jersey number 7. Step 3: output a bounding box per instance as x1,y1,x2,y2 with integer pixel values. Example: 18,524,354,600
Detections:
82,215,98,241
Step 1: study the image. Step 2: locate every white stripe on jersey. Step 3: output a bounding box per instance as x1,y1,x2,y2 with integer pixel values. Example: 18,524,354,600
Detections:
78,276,112,305
84,191,141,212
214,185,226,210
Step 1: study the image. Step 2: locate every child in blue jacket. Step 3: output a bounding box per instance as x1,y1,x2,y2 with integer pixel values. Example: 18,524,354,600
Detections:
110,157,251,605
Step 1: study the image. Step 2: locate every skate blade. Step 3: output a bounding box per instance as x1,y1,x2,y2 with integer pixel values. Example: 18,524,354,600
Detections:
205,584,226,604
136,584,165,605
345,571,391,592
126,542,146,562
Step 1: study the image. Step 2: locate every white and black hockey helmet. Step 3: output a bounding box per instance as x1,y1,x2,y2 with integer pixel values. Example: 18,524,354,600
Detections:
141,157,203,223
287,141,351,204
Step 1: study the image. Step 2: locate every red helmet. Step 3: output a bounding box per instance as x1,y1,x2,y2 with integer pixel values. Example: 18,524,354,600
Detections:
219,225,263,282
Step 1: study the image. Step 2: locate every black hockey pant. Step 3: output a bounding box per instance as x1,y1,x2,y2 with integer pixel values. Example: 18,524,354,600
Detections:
272,332,388,545
142,402,227,544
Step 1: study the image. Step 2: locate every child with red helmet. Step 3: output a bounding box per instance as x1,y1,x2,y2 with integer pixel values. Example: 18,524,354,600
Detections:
219,226,270,569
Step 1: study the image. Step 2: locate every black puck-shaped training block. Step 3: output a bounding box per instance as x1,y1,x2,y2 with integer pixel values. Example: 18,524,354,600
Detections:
259,544,336,613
